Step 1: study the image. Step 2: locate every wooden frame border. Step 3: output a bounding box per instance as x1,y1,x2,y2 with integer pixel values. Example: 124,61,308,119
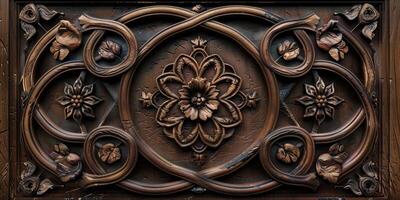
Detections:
0,0,399,199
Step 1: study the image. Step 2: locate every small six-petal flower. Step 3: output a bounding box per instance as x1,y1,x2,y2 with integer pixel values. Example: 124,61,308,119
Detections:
297,74,344,125
57,74,102,124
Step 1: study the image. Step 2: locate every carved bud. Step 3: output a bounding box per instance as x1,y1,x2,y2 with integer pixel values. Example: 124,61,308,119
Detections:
359,176,378,196
359,3,380,24
277,40,300,61
54,143,70,156
19,4,39,24
98,40,122,60
19,176,40,196
98,143,122,164
276,143,301,164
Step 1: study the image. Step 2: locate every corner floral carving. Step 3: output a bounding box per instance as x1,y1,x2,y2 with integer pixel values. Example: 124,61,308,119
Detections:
57,72,102,132
316,143,348,183
50,20,82,61
297,72,344,125
18,161,61,196
342,161,378,196
141,36,256,154
335,3,379,40
316,20,349,61
49,143,82,182
19,3,64,41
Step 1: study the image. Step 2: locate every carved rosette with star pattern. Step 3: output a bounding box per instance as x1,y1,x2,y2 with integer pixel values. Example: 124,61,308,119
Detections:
142,36,256,154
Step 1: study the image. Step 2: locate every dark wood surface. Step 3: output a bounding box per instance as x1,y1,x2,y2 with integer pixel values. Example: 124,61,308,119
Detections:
388,0,400,199
1,0,400,199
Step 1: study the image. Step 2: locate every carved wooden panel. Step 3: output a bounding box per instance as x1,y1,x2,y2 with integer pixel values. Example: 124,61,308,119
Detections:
3,0,400,199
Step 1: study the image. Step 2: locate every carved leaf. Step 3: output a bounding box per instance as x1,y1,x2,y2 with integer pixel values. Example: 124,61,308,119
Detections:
362,21,378,40
362,161,378,179
20,22,36,41
36,179,55,195
276,143,301,164
50,20,82,61
98,143,122,164
316,20,342,51
328,48,340,62
334,4,362,21
37,4,62,21
98,40,122,60
344,178,362,196
277,40,300,61
21,161,36,179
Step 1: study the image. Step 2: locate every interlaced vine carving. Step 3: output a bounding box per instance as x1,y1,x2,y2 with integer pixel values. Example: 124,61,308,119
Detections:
18,3,380,197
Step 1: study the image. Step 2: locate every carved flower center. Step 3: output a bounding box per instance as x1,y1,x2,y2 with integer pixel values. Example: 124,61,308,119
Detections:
71,94,83,108
315,94,327,108
191,92,206,107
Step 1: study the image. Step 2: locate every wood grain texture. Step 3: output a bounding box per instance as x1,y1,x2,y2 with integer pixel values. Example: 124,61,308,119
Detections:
389,0,400,199
0,0,9,199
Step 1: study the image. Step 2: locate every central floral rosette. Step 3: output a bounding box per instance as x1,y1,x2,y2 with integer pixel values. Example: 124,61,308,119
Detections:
150,37,247,154
178,77,220,121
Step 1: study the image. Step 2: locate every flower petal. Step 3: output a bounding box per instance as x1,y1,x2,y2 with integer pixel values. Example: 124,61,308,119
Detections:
56,20,82,49
73,76,83,93
325,83,335,96
327,96,344,106
64,83,74,96
305,84,317,97
304,105,317,117
315,108,326,125
156,99,184,127
81,83,94,96
156,73,183,99
325,105,335,119
83,95,102,106
173,54,199,83
317,32,343,51
72,109,82,123
199,107,213,121
173,121,199,147
81,104,95,118
178,87,191,99
199,119,225,148
57,96,72,106
199,54,224,83
214,73,242,99
64,105,74,119
213,100,242,128
184,107,199,121
206,100,220,111
315,76,326,94
207,85,219,99
297,95,315,106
